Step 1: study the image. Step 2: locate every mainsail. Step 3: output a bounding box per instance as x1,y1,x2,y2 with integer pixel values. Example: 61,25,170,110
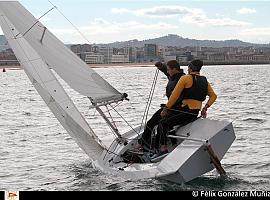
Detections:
0,2,105,160
0,1,124,104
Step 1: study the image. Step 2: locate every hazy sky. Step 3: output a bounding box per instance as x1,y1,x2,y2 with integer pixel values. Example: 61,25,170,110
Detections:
1,0,270,44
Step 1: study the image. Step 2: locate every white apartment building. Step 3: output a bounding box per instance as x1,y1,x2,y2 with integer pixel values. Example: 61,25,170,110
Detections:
85,52,104,64
98,46,113,64
160,47,177,62
111,54,130,63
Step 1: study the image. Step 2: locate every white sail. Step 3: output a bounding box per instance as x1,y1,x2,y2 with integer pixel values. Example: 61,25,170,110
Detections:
0,8,104,160
0,1,123,104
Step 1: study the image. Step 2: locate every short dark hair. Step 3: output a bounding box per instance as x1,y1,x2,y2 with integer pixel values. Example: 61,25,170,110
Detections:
189,59,203,72
167,60,181,71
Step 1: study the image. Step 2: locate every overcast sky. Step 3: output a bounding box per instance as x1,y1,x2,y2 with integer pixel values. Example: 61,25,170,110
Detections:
1,0,270,44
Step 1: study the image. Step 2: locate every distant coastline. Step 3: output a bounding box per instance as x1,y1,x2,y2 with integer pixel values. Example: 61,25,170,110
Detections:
88,60,270,68
0,60,270,70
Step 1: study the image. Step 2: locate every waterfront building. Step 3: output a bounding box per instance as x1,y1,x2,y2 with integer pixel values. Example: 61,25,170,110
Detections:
164,55,177,63
144,44,158,61
111,54,129,63
98,46,113,64
85,52,105,64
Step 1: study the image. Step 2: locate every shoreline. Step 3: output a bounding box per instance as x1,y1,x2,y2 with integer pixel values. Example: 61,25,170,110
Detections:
88,60,270,68
0,61,269,70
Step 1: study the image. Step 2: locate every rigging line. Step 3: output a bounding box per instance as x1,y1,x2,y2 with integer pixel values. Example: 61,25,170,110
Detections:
106,84,161,149
105,121,122,141
139,69,159,133
144,69,159,125
109,104,140,136
144,69,159,126
47,0,92,45
103,138,119,160
113,67,144,98
139,70,157,133
98,105,124,141
112,67,153,111
148,129,155,154
15,6,56,38
105,105,118,129
102,102,123,114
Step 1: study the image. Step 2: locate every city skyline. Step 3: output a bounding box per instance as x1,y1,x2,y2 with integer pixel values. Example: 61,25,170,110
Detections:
0,0,270,44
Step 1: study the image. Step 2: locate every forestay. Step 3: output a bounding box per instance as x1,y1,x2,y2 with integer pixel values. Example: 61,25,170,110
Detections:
0,1,123,104
0,7,104,160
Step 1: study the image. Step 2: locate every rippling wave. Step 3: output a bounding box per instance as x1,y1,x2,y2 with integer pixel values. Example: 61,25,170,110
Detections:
0,65,269,190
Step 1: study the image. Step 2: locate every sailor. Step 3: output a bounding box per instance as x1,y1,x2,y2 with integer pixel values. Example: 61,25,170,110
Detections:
136,60,185,152
156,59,217,155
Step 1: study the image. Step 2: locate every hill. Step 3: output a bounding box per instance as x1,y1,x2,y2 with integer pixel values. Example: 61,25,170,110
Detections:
1,34,270,49
106,34,270,48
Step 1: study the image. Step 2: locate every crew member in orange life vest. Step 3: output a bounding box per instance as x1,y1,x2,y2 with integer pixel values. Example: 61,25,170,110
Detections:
156,59,217,155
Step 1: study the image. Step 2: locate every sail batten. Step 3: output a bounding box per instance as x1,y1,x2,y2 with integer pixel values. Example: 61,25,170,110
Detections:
0,1,123,104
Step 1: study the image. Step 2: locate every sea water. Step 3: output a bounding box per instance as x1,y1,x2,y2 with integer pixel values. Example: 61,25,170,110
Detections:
0,65,269,191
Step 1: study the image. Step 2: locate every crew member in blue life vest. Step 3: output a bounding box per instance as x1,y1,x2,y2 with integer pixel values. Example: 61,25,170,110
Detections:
136,60,185,152
155,59,217,156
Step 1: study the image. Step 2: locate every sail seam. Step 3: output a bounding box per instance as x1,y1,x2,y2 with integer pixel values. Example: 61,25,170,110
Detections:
20,58,44,64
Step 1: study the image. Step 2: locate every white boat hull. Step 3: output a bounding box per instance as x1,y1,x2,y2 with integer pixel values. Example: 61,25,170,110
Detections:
96,118,236,184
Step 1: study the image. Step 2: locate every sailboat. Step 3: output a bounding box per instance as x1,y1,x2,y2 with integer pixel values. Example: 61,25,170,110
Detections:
0,1,235,184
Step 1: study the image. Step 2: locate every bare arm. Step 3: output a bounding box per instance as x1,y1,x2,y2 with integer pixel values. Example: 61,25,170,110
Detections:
201,83,217,118
206,83,217,107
